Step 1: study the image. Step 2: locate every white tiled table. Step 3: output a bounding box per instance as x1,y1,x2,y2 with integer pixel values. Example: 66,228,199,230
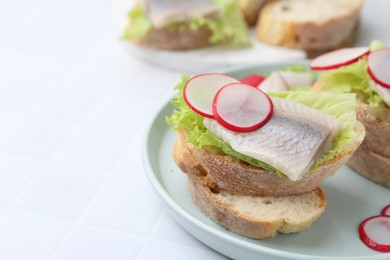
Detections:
0,0,389,259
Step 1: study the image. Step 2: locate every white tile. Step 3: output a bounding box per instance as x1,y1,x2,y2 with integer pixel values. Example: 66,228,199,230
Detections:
83,94,141,133
0,2,38,39
53,125,132,172
114,142,140,181
42,15,104,58
0,117,73,160
153,212,208,248
15,163,104,220
55,226,142,260
0,79,46,112
30,89,100,123
141,241,227,260
0,210,70,260
112,145,136,181
25,6,81,33
0,155,41,206
0,49,26,75
113,137,148,183
9,54,75,87
87,180,163,235
54,60,109,94
0,110,17,134
0,26,52,54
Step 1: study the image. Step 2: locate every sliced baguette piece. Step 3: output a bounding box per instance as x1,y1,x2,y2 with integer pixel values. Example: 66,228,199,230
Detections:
347,142,390,188
173,121,365,196
256,0,364,57
346,102,390,187
238,0,270,26
188,173,326,239
355,102,390,157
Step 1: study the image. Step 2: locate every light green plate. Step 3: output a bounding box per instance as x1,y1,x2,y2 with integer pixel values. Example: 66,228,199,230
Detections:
141,62,390,260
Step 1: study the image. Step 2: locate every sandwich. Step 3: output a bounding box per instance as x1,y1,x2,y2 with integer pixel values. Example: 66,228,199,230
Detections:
122,0,249,50
312,40,390,187
167,73,365,239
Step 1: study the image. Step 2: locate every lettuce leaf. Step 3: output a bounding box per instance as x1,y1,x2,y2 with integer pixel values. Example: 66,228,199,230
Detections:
167,76,359,176
320,59,383,106
319,40,390,121
121,5,152,40
122,0,249,45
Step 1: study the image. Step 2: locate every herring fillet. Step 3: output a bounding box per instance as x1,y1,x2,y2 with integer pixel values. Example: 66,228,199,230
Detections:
142,0,220,28
203,97,341,181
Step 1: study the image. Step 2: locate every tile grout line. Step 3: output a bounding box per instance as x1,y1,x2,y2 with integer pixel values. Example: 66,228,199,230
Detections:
134,209,167,260
47,131,142,259
0,82,112,251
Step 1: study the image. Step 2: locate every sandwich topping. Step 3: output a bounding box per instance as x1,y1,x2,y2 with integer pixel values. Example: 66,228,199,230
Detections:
167,74,358,181
141,0,220,28
204,97,341,181
318,42,390,121
180,73,343,180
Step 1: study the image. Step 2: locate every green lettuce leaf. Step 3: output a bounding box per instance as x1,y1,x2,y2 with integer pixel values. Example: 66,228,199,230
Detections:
122,0,249,45
370,40,387,51
121,5,152,40
319,40,390,121
167,76,359,176
320,59,382,106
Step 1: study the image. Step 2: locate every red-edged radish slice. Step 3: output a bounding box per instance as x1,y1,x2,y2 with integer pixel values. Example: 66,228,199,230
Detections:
184,73,239,118
367,48,390,89
212,83,273,132
359,215,390,252
258,72,289,92
240,74,265,87
310,47,370,71
381,205,390,216
279,71,313,88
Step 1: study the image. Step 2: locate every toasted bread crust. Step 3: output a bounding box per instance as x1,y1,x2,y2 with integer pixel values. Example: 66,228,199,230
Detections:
128,24,213,51
356,102,390,157
256,0,363,57
174,121,365,196
347,143,390,187
188,173,326,239
346,103,390,187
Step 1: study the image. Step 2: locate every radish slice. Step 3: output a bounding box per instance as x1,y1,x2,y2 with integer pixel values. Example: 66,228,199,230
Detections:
381,205,390,216
212,83,273,132
359,215,390,252
310,47,370,71
184,73,239,118
257,72,289,92
367,48,390,89
240,74,265,87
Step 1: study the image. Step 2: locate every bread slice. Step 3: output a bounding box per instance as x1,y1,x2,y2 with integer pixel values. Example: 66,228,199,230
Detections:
174,122,365,196
256,0,364,57
187,172,326,239
347,142,390,188
238,0,270,26
346,102,390,187
355,102,390,157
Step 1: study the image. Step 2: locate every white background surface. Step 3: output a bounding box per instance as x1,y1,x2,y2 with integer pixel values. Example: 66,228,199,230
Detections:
0,0,389,259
